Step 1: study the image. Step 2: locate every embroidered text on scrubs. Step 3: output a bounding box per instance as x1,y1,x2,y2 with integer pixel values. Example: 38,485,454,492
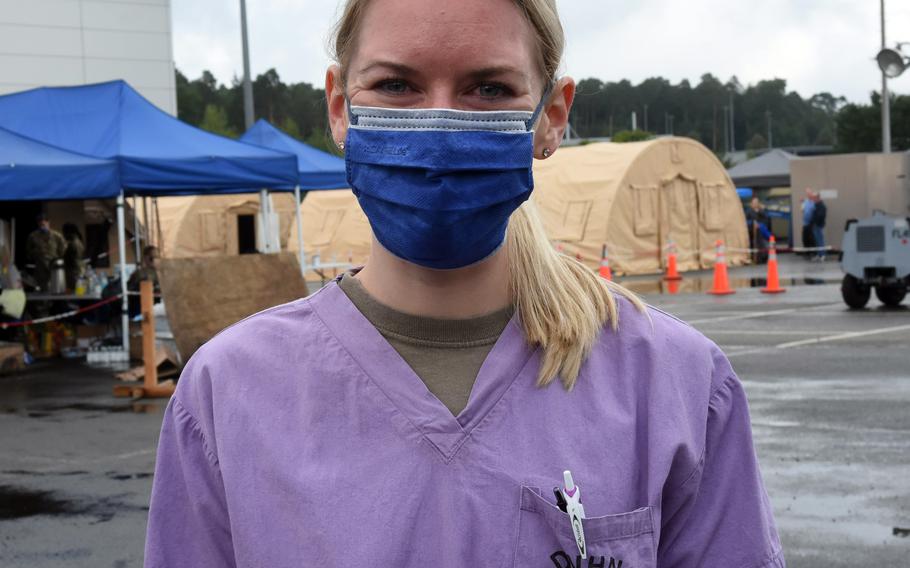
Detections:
550,551,623,568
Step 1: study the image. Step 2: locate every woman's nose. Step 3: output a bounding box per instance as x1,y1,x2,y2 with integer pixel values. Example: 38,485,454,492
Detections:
423,84,460,109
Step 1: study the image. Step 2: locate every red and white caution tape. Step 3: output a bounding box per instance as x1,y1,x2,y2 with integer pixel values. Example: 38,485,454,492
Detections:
0,294,123,329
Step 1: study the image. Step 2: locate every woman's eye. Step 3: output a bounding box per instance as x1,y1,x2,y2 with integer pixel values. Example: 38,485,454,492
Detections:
476,83,510,99
377,80,410,95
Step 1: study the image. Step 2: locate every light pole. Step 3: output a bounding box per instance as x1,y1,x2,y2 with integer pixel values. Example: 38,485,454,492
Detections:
240,0,254,130
876,1,909,153
880,0,890,153
766,110,773,149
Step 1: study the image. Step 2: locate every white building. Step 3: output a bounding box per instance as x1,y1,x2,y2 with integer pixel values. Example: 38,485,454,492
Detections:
0,0,176,115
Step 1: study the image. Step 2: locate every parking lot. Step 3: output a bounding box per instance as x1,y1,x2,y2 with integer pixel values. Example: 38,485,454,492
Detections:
1,256,908,567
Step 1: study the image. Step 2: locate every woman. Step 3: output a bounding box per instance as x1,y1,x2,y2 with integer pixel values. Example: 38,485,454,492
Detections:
145,1,785,566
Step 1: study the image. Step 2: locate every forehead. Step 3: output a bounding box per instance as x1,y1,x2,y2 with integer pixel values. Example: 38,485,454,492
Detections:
353,0,538,77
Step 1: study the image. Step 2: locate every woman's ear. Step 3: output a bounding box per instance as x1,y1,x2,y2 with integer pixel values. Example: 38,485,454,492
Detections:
534,76,576,160
326,65,348,148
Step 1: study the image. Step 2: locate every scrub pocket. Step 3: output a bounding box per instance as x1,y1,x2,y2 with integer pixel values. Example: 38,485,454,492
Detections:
514,485,655,568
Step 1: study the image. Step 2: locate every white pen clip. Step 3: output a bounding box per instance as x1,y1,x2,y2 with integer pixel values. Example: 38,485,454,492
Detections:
560,470,587,559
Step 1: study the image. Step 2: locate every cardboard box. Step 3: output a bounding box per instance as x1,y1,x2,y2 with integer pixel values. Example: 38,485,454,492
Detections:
0,341,25,375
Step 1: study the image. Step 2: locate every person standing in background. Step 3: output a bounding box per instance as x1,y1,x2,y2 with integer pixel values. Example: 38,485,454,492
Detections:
746,196,772,264
127,246,160,318
810,190,827,261
801,188,816,258
25,212,66,291
62,223,85,291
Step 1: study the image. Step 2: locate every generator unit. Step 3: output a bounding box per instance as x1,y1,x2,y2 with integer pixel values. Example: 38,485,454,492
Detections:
841,212,910,308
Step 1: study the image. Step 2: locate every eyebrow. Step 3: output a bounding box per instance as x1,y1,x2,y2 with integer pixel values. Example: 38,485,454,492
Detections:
357,61,530,82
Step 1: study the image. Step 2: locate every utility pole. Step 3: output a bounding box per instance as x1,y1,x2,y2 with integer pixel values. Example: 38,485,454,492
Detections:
712,104,717,151
240,0,254,130
723,105,729,155
766,110,773,149
631,111,637,131
881,0,891,153
728,89,735,152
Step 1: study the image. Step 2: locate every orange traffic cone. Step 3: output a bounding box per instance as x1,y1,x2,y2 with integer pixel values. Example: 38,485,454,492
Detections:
707,240,736,295
664,239,683,281
599,245,613,281
761,236,786,294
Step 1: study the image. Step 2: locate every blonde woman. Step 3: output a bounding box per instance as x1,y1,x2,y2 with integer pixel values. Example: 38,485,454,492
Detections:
145,1,784,566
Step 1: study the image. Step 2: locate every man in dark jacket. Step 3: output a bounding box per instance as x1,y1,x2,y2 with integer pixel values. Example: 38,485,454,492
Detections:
810,191,827,260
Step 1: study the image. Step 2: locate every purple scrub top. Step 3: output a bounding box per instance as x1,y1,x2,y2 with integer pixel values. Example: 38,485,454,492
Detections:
145,281,785,567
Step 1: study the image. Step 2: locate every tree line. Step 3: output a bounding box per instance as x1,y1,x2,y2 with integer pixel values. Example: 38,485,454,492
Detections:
176,69,909,155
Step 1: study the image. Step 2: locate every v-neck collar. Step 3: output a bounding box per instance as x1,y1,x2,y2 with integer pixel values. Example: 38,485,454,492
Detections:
309,281,538,462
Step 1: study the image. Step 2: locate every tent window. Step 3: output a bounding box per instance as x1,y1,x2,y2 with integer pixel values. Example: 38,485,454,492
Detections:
199,211,224,252
311,210,346,247
560,200,592,241
698,183,725,231
631,184,657,236
237,215,257,254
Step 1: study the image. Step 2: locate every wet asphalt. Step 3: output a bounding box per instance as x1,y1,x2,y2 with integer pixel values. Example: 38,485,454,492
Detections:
0,254,908,567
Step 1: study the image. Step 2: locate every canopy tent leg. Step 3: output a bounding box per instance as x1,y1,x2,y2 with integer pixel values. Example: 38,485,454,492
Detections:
10,217,15,265
116,192,129,353
142,196,151,249
132,195,141,262
153,197,163,256
294,185,306,277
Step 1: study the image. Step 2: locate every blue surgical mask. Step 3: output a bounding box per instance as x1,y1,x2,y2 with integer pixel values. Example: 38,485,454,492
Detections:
344,95,549,270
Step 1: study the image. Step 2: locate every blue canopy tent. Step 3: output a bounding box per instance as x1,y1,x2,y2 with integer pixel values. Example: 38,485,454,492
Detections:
240,119,348,271
240,119,347,191
0,80,297,195
0,126,120,200
0,80,301,352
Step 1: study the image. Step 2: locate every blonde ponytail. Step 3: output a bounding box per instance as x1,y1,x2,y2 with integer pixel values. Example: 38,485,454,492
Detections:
507,201,647,389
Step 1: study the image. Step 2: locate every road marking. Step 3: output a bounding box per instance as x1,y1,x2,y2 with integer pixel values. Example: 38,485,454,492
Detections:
688,303,839,325
0,448,157,473
706,330,850,336
775,323,910,349
725,322,910,358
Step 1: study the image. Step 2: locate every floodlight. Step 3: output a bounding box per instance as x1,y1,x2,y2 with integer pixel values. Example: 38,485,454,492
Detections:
877,46,908,79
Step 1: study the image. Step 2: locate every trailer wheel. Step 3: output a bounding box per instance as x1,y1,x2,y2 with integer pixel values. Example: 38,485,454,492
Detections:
875,285,907,307
841,275,870,309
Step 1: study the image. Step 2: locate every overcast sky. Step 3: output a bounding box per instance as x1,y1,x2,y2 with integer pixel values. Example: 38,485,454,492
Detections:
172,0,910,104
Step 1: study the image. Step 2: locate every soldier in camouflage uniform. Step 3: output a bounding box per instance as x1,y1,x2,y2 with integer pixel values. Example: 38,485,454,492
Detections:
62,223,86,291
25,213,67,291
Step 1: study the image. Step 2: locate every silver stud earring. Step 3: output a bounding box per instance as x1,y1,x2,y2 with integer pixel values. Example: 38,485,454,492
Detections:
337,141,346,151
542,148,551,158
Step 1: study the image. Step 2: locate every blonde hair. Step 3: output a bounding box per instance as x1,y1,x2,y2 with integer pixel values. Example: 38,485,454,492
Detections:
331,0,647,389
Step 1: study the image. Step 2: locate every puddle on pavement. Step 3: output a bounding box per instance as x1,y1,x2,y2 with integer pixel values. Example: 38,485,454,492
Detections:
0,484,148,522
0,485,77,520
620,275,840,296
106,472,153,481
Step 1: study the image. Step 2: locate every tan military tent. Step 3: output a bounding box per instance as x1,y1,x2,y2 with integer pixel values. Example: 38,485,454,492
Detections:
532,137,749,274
160,137,748,278
155,192,371,278
156,194,300,259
